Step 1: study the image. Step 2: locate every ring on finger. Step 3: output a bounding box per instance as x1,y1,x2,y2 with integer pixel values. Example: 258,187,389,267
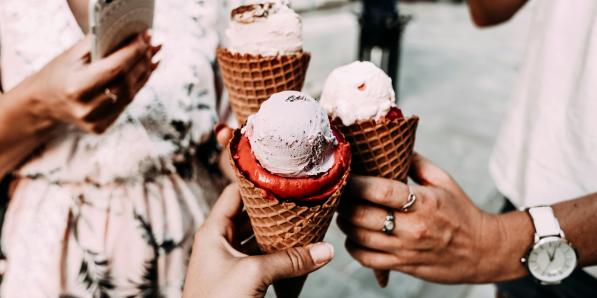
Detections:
382,210,395,235
401,186,417,212
104,88,118,103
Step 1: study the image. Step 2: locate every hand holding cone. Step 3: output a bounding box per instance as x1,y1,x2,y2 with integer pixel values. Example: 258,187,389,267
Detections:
321,61,419,288
336,115,419,287
227,91,352,297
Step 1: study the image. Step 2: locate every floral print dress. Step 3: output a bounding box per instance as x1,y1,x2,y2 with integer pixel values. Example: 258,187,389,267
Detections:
0,0,221,297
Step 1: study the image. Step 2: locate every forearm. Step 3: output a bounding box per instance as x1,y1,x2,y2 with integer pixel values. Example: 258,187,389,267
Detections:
467,0,528,27
554,194,597,267
483,194,597,282
0,78,56,178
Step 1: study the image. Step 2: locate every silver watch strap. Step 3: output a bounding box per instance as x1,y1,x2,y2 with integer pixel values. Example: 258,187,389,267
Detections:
528,206,561,238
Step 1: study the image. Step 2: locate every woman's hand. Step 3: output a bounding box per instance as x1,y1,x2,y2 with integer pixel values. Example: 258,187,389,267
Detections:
337,153,530,284
27,32,160,133
183,184,335,298
215,124,237,181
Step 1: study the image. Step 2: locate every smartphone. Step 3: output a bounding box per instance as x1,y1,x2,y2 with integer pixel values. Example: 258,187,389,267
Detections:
89,0,155,61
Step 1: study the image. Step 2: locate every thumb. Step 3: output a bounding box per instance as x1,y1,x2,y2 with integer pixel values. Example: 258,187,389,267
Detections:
409,152,452,187
256,242,334,284
215,124,234,147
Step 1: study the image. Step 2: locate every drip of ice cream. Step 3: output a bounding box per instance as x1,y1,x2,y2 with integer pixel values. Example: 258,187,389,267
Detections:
242,91,337,178
320,61,397,126
225,1,303,56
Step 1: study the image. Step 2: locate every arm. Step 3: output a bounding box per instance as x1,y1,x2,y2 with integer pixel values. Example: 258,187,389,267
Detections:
0,80,56,179
497,193,597,277
467,0,528,27
337,153,597,284
67,0,89,33
0,34,158,180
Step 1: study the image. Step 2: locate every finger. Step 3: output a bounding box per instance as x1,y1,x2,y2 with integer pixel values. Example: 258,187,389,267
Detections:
409,152,452,187
123,55,152,97
207,184,243,235
337,200,392,232
83,33,150,90
345,240,399,271
254,242,334,284
128,44,161,92
80,89,121,124
346,175,412,209
215,125,233,147
336,217,398,252
150,44,163,57
68,35,93,61
129,60,156,98
86,109,122,134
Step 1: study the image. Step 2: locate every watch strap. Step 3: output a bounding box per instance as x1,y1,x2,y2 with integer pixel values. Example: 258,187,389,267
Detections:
528,206,561,238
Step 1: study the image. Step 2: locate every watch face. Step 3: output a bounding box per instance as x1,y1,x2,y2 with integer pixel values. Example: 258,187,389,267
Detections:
528,237,577,283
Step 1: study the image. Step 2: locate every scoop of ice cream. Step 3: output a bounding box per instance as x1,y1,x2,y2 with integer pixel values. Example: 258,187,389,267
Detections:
242,91,337,178
320,61,397,126
225,1,302,56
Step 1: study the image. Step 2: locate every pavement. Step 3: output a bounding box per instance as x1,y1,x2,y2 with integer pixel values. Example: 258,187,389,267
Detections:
266,2,534,297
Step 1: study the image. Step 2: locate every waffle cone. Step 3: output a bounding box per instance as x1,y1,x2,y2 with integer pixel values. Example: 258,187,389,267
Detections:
228,130,351,297
336,115,419,287
337,116,419,181
217,48,311,125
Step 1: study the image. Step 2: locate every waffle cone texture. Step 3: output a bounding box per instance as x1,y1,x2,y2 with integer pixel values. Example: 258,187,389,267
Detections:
217,48,311,125
228,130,350,253
337,116,419,181
336,115,419,287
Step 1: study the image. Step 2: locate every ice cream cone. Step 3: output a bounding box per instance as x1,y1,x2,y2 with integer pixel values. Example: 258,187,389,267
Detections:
217,48,311,125
337,116,418,181
228,129,350,297
335,115,419,287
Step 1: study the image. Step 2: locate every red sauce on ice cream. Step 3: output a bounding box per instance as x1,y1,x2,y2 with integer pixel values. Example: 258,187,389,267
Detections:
386,107,404,120
233,130,351,202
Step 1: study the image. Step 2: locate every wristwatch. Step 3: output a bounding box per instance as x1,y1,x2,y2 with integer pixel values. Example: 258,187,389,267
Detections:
521,206,578,285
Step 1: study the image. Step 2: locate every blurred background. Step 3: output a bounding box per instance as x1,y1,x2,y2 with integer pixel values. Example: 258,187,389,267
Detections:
221,0,533,297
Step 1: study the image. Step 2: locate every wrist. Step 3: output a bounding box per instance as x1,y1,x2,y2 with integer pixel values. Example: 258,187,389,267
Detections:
477,211,533,282
13,75,57,134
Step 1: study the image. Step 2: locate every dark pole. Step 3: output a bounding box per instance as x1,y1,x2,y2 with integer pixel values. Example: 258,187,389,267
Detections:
358,0,409,99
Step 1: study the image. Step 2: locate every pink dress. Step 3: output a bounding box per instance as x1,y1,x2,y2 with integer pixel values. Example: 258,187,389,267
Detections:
0,0,221,297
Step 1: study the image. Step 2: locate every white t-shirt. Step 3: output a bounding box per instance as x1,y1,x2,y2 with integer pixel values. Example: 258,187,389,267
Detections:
489,1,597,276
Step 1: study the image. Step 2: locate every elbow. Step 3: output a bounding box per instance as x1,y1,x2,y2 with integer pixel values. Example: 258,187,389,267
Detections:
473,15,513,28
469,10,515,28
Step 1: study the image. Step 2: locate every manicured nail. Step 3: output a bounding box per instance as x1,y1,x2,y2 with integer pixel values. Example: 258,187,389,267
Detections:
142,30,152,43
151,60,161,71
151,44,163,55
309,242,334,265
214,123,226,135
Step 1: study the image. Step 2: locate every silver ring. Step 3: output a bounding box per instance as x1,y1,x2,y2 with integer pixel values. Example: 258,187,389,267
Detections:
104,88,118,103
382,211,395,235
401,186,417,212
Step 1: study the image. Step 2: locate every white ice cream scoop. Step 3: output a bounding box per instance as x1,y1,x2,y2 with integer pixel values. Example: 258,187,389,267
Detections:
225,1,302,56
320,61,397,126
242,91,337,178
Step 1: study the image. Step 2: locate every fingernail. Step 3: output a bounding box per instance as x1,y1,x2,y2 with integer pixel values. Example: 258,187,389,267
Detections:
151,60,161,71
152,44,163,54
309,242,334,265
142,30,152,43
214,123,226,135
